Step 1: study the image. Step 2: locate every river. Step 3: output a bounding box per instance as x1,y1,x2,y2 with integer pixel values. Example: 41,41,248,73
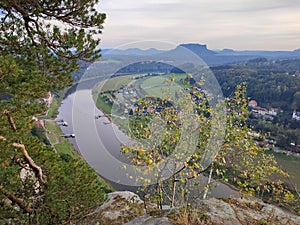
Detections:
57,78,240,198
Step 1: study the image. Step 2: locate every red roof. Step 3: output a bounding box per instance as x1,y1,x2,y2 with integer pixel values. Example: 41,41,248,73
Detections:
252,106,267,111
248,100,258,107
34,120,44,127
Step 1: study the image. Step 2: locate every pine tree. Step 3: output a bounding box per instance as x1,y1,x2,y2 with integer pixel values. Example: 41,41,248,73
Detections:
0,1,111,224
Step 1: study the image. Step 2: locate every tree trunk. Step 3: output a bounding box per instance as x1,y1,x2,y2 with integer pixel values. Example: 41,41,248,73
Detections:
171,175,176,208
4,110,17,132
13,143,46,184
0,183,34,213
156,181,163,210
203,167,213,199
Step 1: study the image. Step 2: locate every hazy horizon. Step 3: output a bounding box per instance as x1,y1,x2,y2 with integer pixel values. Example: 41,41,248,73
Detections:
98,0,300,51
100,43,300,52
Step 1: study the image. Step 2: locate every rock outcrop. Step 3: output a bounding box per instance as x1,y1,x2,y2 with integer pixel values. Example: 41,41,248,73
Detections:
76,191,300,225
124,215,172,225
75,191,145,225
197,198,300,225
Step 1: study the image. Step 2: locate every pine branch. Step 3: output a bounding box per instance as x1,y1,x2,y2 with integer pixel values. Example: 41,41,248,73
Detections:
13,143,46,184
0,183,34,214
13,156,27,168
0,136,7,141
3,110,17,132
3,111,46,183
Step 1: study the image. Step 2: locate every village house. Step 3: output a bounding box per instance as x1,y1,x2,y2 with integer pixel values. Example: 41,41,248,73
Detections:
248,100,258,108
268,108,279,116
248,100,279,118
32,116,45,128
252,106,268,116
292,110,300,121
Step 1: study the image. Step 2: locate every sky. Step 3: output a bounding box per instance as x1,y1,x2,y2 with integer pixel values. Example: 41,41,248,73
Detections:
97,0,300,50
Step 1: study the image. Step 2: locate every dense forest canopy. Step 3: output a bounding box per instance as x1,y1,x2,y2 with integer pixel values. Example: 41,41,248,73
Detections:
212,59,300,111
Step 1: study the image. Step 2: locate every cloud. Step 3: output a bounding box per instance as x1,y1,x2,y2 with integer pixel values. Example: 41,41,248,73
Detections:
97,0,300,50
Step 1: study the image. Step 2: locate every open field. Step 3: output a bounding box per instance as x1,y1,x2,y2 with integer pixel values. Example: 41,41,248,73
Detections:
140,74,189,97
93,75,134,93
140,76,175,97
272,152,300,188
94,73,188,94
92,73,188,114
94,95,113,115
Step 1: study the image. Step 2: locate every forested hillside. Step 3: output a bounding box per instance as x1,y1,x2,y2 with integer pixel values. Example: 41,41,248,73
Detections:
212,58,300,111
212,59,300,151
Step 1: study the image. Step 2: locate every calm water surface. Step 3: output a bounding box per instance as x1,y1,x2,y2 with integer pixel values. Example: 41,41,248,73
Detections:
57,84,239,198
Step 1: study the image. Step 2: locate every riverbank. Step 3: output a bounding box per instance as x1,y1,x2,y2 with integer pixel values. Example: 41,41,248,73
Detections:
44,119,79,159
43,90,80,159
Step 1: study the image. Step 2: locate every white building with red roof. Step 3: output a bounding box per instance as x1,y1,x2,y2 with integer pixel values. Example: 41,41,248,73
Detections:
292,110,300,121
268,108,279,116
252,106,268,116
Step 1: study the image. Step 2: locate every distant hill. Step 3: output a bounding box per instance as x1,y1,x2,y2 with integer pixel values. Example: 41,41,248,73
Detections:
100,43,300,66
177,43,217,56
77,43,300,80
102,47,164,56
157,43,258,65
103,44,300,66
217,49,300,58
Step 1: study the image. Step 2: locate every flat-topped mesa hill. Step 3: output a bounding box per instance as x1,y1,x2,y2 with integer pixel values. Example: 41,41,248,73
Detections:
178,43,217,56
